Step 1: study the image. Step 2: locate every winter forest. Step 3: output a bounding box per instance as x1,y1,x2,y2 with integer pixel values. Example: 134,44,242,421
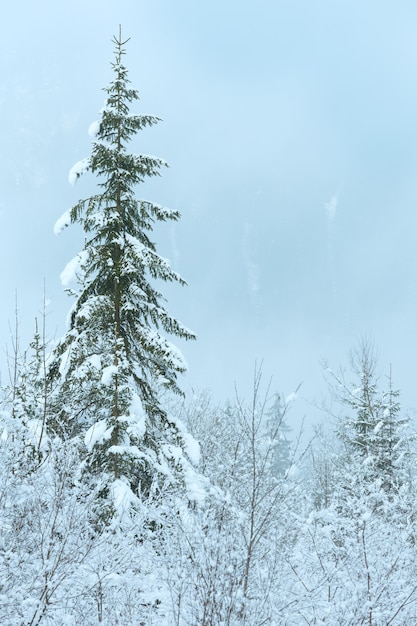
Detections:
2,29,417,626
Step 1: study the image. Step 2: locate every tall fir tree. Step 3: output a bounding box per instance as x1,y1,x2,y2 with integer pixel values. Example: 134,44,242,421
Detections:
51,29,196,513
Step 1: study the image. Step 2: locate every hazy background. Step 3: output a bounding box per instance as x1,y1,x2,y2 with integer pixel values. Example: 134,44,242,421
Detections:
2,0,417,431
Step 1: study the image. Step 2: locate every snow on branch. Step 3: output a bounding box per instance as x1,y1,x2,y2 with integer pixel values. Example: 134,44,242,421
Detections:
69,157,90,185
84,419,113,452
88,119,101,138
60,250,88,286
54,209,72,235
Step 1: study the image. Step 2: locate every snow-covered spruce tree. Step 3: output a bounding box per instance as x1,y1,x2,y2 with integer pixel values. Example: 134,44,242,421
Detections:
51,31,196,513
324,340,410,498
285,345,417,624
0,298,54,473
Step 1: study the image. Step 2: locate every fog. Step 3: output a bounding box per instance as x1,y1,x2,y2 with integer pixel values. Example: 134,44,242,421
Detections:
2,0,417,432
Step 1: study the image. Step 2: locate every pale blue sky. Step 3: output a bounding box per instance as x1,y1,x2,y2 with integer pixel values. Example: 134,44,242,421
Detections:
2,0,417,426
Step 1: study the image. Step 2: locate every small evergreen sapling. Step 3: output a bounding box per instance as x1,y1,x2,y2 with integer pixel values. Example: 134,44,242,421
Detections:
330,342,410,496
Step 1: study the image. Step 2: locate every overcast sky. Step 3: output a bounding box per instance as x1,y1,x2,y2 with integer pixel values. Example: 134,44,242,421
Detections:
2,0,417,430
